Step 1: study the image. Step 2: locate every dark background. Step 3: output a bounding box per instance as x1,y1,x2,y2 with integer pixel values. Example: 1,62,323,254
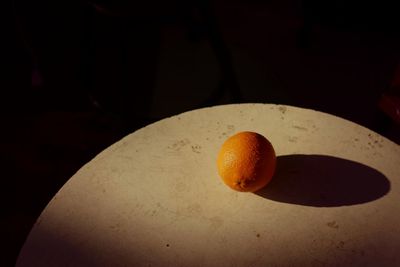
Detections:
4,0,400,265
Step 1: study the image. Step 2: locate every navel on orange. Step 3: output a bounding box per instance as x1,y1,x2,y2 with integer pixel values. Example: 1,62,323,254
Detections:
217,131,276,192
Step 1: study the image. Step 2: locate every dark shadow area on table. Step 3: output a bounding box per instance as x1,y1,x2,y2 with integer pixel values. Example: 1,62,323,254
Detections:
16,209,395,267
16,227,94,267
16,224,167,266
255,154,390,207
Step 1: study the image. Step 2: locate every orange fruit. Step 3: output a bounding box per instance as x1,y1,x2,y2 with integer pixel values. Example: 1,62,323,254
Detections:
217,131,276,192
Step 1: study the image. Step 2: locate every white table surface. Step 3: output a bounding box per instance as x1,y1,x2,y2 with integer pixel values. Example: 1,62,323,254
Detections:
17,104,400,266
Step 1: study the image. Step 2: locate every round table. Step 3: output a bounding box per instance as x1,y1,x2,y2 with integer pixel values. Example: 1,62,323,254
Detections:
17,104,400,266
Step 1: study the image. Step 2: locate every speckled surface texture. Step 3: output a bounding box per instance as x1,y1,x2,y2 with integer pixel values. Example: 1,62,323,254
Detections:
17,104,400,266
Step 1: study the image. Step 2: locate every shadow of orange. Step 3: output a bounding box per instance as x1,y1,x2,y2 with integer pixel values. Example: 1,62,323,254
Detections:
255,154,390,207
